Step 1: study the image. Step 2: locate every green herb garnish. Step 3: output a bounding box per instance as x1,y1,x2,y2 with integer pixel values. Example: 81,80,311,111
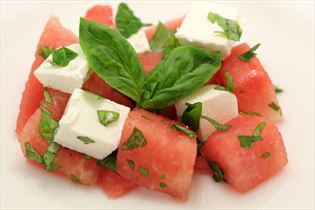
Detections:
77,136,96,144
83,154,92,160
39,106,59,144
208,11,242,41
237,43,260,62
141,115,154,121
50,47,78,67
25,142,43,164
43,87,53,104
115,3,151,38
274,86,283,94
224,72,235,92
97,110,120,126
269,102,281,113
43,142,60,171
238,122,266,148
122,127,147,151
70,174,79,184
261,152,272,159
97,151,117,172
181,102,202,131
39,46,54,59
159,182,167,188
139,166,150,177
126,159,135,170
241,111,263,117
214,86,228,91
208,161,225,182
160,174,166,179
201,115,231,131
171,124,196,139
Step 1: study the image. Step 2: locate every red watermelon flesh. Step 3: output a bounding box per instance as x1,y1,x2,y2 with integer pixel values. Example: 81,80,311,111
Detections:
97,168,137,198
19,109,102,185
201,114,288,192
216,43,282,122
194,156,210,173
138,52,163,75
116,108,197,200
85,5,113,26
16,17,78,134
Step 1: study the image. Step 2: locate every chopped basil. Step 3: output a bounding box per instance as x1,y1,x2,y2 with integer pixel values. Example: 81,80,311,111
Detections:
97,150,117,172
171,124,196,139
150,22,180,56
43,87,53,104
241,111,263,117
160,174,166,179
40,103,51,115
39,46,54,59
43,142,60,171
97,110,119,126
262,152,272,159
25,142,43,164
208,11,242,41
238,122,266,148
197,138,206,156
50,47,78,67
76,136,96,144
181,102,202,131
141,115,154,121
115,3,151,38
70,174,79,184
214,86,228,91
224,72,235,92
237,43,260,62
139,166,149,177
159,182,167,188
252,122,266,137
126,159,135,170
274,86,283,94
208,161,225,183
83,154,92,160
50,163,62,171
201,115,231,131
122,127,147,151
39,105,59,144
269,102,281,113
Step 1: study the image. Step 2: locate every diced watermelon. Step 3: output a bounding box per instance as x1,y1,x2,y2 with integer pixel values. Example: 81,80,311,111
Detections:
201,114,288,192
194,156,210,173
42,88,70,120
85,5,114,27
16,17,77,134
19,109,102,185
97,168,136,198
138,52,163,75
145,17,184,41
216,43,282,122
116,108,197,200
158,105,177,121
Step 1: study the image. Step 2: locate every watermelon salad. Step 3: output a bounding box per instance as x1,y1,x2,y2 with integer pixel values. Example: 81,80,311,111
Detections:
16,2,288,201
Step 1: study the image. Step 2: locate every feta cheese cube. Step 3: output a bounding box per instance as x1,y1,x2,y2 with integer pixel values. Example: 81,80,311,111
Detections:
54,89,130,159
34,44,89,93
175,85,238,141
127,29,151,54
175,2,239,59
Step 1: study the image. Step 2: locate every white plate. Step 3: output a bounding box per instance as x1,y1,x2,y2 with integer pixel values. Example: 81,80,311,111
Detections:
1,1,314,209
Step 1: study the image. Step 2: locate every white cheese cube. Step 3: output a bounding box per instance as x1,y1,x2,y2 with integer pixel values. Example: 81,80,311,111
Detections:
175,85,238,141
54,89,130,159
175,2,239,59
127,29,151,54
34,44,89,93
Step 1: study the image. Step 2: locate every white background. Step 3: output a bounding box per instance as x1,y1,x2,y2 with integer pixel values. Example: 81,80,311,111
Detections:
1,1,314,209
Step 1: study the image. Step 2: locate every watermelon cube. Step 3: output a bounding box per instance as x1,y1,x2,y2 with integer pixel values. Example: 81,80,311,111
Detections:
85,5,114,27
116,108,197,200
216,43,282,122
201,114,288,192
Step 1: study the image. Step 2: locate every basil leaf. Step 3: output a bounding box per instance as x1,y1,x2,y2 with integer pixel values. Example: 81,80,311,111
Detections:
50,163,62,171
208,161,225,183
269,102,281,113
97,150,117,172
238,135,261,148
115,3,151,38
141,46,221,110
141,115,154,121
237,43,260,62
138,166,150,177
39,107,59,144
126,159,135,170
77,136,95,144
214,86,228,91
208,11,242,41
252,122,266,137
159,182,167,188
50,47,78,67
274,86,283,94
201,115,231,131
181,102,202,131
171,124,196,139
43,87,53,104
122,127,147,151
83,154,92,160
43,142,60,171
97,110,120,126
261,152,272,159
241,111,263,117
79,18,145,103
150,22,180,56
25,142,43,164
224,72,235,92
39,46,54,59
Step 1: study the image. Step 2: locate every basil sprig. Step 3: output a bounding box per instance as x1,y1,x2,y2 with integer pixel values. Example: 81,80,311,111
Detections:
115,3,151,38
